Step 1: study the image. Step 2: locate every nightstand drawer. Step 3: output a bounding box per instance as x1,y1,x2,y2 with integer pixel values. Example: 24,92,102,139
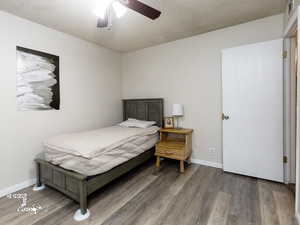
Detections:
156,141,185,150
155,147,184,158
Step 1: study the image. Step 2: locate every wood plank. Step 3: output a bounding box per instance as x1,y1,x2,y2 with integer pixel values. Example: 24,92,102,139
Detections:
0,187,72,225
128,165,198,225
258,180,280,225
273,190,296,225
100,165,180,225
154,165,217,225
195,169,227,225
207,191,231,225
225,174,261,225
0,162,296,225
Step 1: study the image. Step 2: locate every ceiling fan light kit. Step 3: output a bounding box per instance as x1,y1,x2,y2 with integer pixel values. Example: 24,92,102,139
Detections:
113,1,128,18
93,0,161,29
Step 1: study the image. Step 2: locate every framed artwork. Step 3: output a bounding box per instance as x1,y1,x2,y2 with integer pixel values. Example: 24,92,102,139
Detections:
16,46,60,111
164,117,174,128
288,0,294,15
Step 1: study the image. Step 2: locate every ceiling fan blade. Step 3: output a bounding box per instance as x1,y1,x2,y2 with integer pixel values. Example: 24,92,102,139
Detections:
120,0,161,20
97,16,109,28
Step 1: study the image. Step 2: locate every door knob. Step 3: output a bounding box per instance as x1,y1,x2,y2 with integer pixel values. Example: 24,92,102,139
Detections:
222,113,230,120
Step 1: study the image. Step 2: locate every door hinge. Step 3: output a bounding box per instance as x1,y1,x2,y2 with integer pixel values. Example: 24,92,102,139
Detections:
283,50,288,59
283,156,288,163
222,113,230,120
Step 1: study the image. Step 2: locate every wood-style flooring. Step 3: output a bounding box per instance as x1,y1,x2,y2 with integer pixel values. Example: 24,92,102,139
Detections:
0,160,297,225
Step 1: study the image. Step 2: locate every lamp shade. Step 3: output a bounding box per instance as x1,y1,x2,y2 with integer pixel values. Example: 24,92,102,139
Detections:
172,104,184,116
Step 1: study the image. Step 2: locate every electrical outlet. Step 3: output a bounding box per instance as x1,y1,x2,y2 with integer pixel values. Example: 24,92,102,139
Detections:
208,147,217,161
209,147,216,153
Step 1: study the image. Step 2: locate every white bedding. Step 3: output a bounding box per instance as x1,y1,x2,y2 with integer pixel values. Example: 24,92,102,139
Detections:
44,126,160,176
44,126,159,158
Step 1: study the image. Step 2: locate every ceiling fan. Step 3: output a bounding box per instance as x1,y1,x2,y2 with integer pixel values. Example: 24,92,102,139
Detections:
93,0,161,29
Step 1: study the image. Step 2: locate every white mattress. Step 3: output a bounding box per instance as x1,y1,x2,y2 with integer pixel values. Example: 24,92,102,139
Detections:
44,126,159,176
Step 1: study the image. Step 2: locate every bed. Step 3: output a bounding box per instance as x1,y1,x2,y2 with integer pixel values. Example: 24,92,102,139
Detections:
34,98,163,221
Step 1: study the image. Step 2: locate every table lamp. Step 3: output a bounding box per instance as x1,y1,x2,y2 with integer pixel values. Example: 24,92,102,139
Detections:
172,104,184,129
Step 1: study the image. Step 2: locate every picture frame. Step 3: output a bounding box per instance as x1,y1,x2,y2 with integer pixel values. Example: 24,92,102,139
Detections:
16,46,60,111
164,117,174,128
288,0,294,16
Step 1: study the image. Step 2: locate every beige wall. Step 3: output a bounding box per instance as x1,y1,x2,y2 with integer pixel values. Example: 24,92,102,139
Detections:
0,11,285,194
0,11,122,191
121,14,284,165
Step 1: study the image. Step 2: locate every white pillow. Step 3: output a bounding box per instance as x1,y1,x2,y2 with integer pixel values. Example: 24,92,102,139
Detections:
119,118,156,128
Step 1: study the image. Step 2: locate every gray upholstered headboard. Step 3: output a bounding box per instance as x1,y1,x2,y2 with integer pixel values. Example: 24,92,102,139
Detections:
123,98,164,128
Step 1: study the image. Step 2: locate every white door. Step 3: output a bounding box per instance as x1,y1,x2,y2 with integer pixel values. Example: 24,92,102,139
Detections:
222,39,284,182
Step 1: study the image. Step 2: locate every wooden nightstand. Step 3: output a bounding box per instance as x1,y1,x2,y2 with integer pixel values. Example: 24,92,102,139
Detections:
155,128,193,173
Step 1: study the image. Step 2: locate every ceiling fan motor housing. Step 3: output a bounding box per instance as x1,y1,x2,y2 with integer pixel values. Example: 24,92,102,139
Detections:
96,0,161,29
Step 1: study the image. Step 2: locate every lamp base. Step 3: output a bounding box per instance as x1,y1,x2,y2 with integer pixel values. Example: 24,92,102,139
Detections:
173,116,183,129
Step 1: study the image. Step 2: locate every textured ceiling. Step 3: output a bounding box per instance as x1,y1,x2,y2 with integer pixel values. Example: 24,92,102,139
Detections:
0,0,285,52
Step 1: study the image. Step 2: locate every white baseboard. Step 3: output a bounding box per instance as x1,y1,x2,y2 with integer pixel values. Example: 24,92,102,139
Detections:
0,178,36,198
191,158,223,169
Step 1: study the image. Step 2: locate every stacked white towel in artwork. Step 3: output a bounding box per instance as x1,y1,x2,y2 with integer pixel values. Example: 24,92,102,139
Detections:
17,51,57,110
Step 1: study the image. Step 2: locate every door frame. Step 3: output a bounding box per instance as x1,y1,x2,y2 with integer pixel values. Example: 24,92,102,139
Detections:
283,4,299,222
284,20,298,184
283,37,297,184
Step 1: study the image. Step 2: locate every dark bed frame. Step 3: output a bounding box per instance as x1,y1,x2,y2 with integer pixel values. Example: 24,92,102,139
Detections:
34,98,164,216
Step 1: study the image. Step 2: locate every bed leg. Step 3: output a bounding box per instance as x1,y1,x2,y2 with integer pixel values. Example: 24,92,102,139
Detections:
33,162,45,191
73,180,90,221
79,180,87,215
